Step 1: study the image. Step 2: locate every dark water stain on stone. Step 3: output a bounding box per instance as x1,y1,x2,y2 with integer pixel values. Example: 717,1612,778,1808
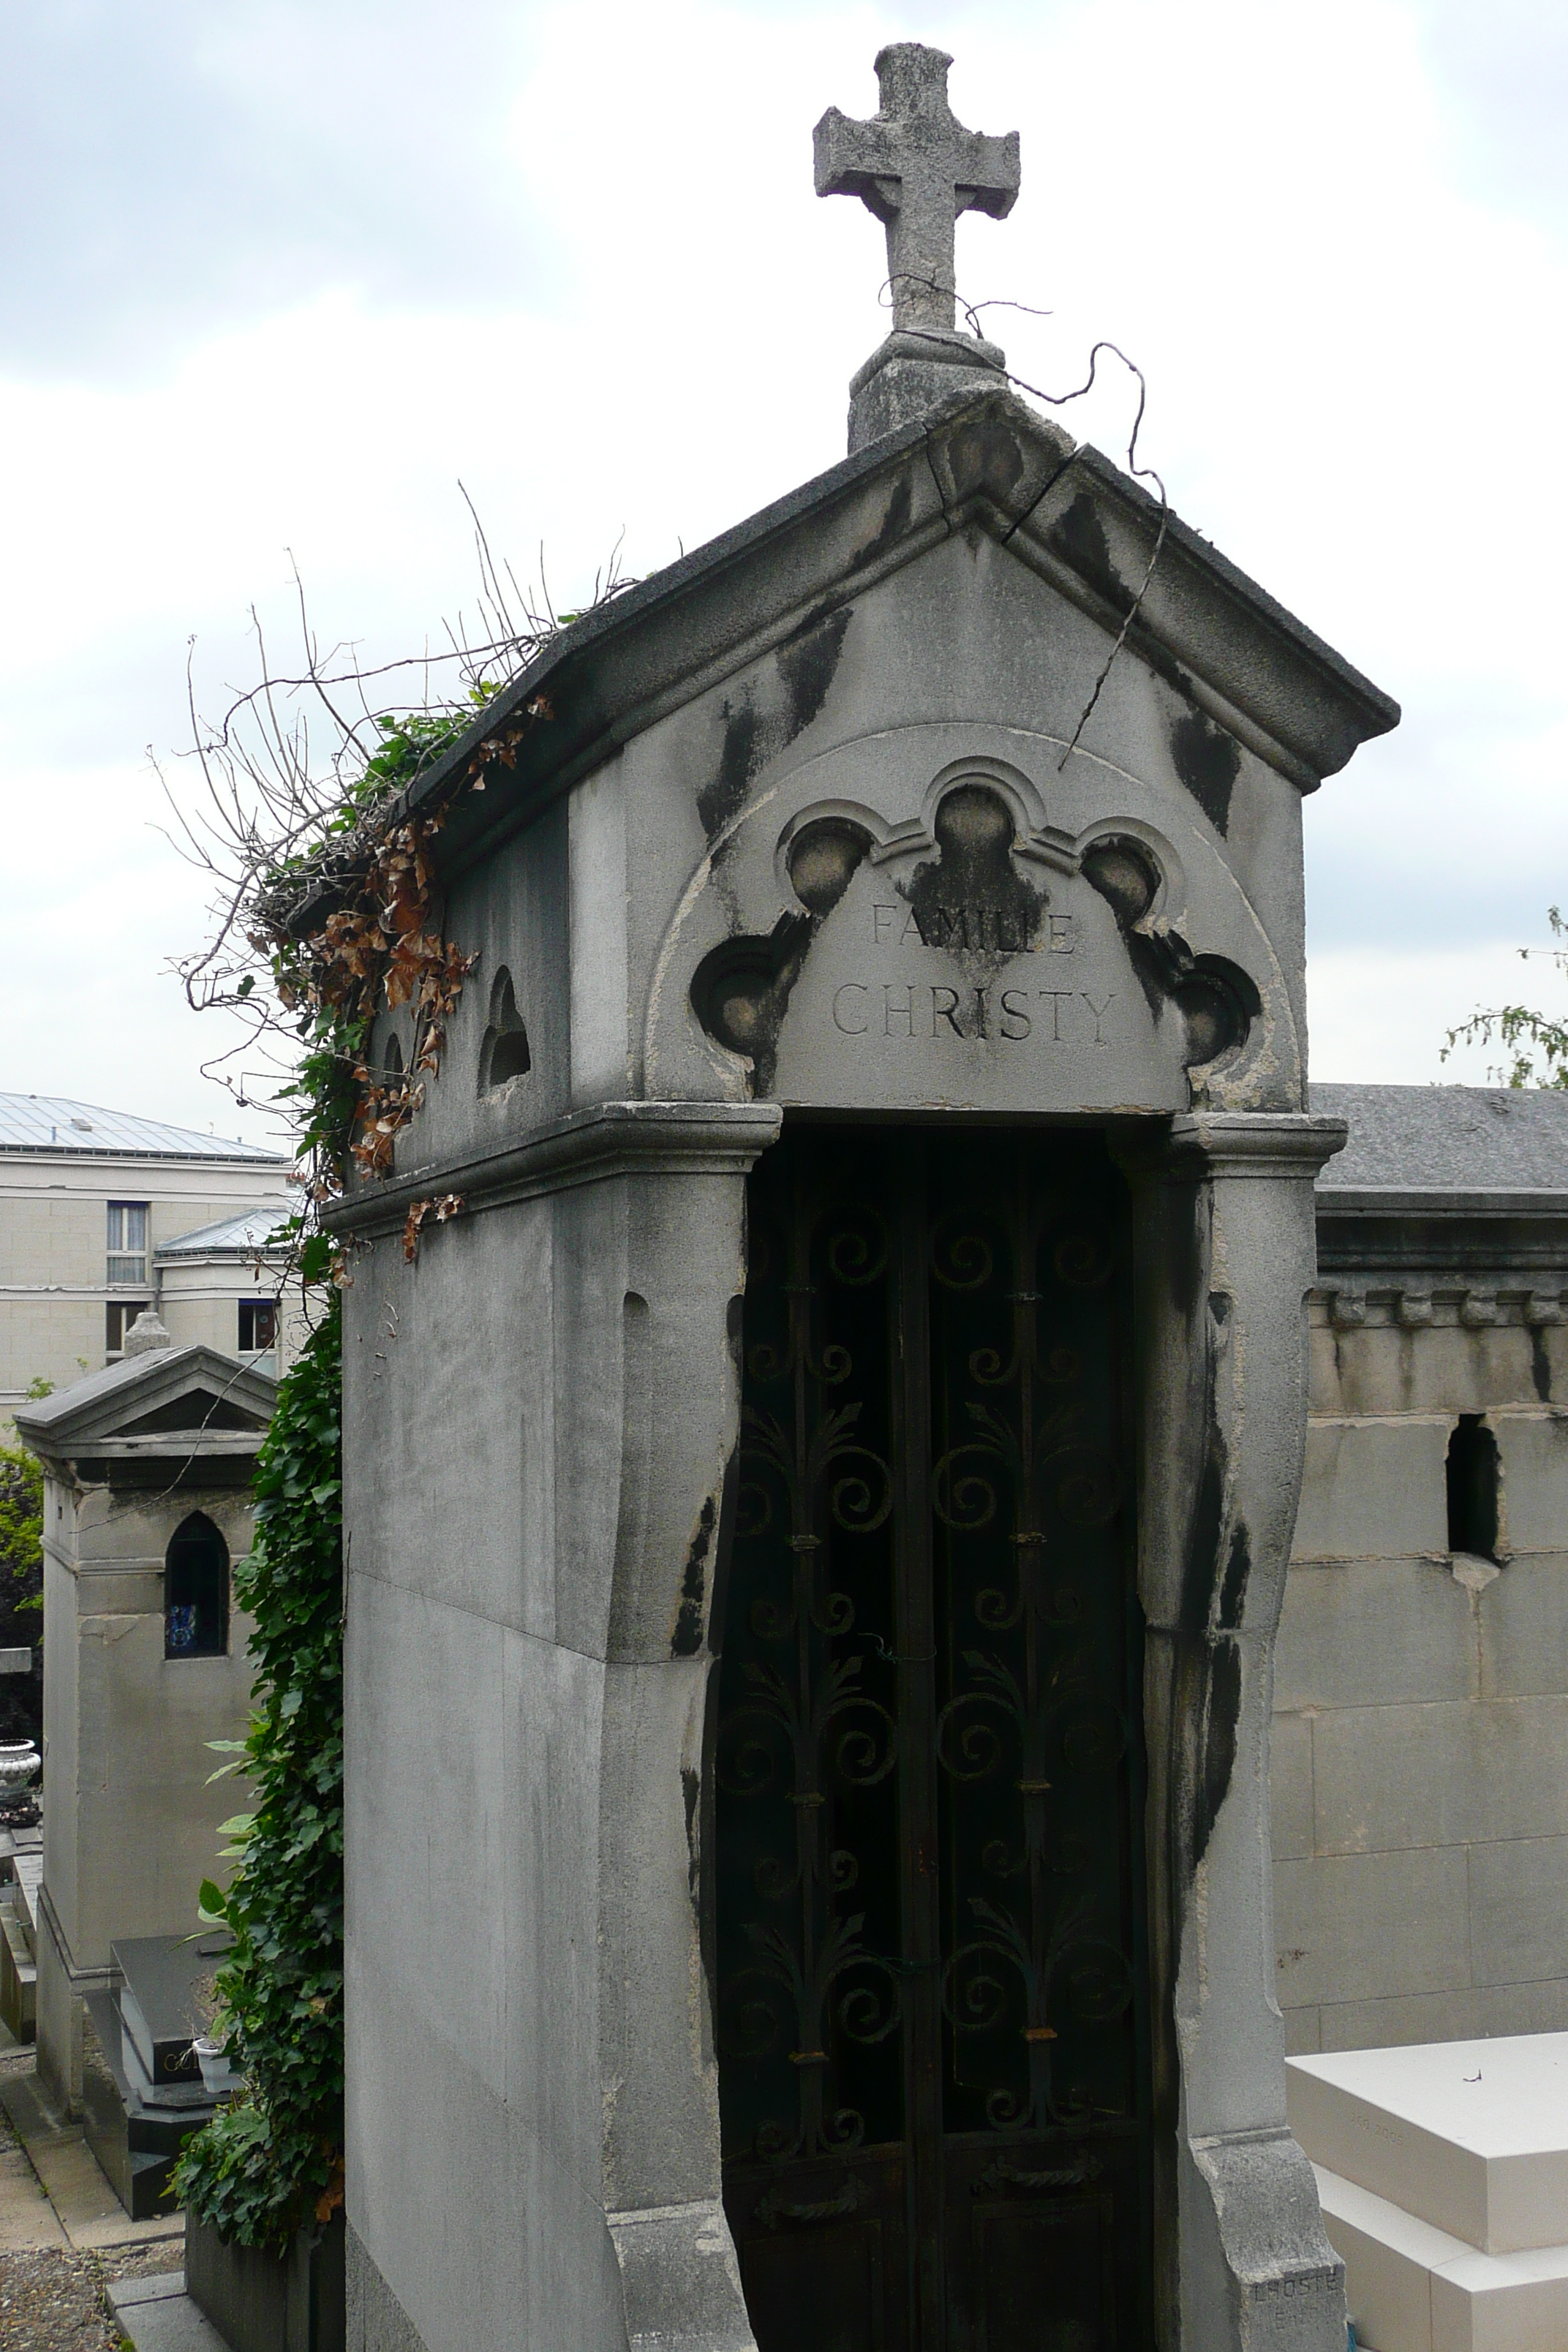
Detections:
1181,1424,1227,1640
777,606,852,744
1218,1521,1251,1632
699,698,763,842
682,1764,701,1904
672,1494,716,1656
902,784,1044,987
855,470,914,570
947,421,1025,505
1049,491,1129,610
689,820,870,1093
1531,1324,1554,1404
1194,1639,1241,1867
1170,707,1240,838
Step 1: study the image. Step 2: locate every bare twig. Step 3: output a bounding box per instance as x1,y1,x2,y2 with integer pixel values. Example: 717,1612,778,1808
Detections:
881,276,1170,770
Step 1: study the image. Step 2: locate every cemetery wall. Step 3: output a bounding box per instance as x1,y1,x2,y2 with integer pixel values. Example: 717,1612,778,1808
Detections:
1273,1284,1568,2053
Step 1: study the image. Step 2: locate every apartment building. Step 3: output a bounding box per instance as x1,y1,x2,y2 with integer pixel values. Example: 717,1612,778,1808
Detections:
0,1094,297,1420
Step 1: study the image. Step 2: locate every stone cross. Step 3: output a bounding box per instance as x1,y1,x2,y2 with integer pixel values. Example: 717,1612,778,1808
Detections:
814,44,1020,335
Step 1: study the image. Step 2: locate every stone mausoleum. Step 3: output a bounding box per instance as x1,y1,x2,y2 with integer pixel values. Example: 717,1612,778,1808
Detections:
1278,1083,1568,2059
16,1318,273,2177
332,45,1402,2352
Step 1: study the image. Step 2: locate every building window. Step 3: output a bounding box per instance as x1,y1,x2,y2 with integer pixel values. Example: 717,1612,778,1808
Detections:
107,1202,149,1286
238,1299,276,1354
105,1300,151,1360
165,1512,230,1659
1447,1415,1500,1561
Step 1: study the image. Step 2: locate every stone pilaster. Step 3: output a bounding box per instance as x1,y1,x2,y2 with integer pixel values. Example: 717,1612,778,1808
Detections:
1117,1112,1349,2351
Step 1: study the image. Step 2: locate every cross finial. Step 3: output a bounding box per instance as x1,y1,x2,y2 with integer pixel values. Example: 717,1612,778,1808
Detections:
815,45,1020,336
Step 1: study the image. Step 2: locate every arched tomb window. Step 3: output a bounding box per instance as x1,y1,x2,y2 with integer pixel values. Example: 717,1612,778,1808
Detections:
479,968,531,1090
165,1512,230,1659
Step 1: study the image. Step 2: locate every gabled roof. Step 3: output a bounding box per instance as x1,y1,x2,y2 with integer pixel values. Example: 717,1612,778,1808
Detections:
157,1205,293,1260
340,382,1398,905
14,1344,276,1463
0,1095,285,1164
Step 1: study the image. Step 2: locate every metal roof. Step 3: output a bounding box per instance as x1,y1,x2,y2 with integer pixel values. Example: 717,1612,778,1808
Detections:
0,1095,287,1164
156,1205,293,1259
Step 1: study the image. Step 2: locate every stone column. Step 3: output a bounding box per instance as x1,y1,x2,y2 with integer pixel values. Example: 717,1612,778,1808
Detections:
1117,1113,1349,2352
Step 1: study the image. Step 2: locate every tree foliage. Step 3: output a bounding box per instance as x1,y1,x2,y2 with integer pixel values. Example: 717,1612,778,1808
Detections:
1444,908,1568,1089
172,1303,344,2248
0,1396,48,1745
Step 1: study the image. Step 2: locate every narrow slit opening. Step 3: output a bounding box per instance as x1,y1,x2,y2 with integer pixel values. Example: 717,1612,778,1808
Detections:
1447,1414,1499,1561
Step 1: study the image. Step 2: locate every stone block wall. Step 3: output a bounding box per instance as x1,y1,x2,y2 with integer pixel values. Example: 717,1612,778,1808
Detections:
1272,1300,1568,2052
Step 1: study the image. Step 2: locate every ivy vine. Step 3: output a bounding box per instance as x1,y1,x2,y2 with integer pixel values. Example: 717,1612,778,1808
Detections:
170,549,633,2248
172,1301,344,2247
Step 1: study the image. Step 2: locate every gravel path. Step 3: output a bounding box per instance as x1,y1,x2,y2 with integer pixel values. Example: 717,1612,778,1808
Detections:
0,2241,177,2351
0,2076,179,2351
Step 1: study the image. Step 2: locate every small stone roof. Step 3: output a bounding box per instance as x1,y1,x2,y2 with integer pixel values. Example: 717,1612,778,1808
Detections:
1313,1084,1568,1196
14,1341,276,1463
156,1205,293,1259
0,1094,285,1164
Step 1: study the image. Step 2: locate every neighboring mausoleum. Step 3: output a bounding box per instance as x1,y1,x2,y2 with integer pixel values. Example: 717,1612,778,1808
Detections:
328,42,1399,2352
1278,1083,1568,2060
15,1313,273,2213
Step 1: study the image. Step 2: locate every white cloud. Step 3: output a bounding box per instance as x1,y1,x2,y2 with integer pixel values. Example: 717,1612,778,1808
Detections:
1308,938,1568,1088
1,0,1565,1135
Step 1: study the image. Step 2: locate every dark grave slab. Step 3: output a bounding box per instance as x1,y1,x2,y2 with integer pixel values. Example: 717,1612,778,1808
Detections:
83,1991,187,2219
85,1932,235,2217
112,1932,228,2086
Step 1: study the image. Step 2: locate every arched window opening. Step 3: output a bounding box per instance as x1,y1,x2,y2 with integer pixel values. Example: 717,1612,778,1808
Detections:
165,1512,230,1659
1447,1415,1500,1562
479,968,532,1092
383,1030,404,1082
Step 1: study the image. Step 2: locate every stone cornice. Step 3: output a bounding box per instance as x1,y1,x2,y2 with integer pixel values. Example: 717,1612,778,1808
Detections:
1115,1112,1349,1184
1316,1279,1567,1331
1316,1192,1568,1284
325,1099,784,1241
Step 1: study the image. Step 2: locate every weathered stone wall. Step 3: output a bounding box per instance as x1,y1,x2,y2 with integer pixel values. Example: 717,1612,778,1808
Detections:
339,381,1395,2351
1273,1293,1568,2052
41,1479,260,1970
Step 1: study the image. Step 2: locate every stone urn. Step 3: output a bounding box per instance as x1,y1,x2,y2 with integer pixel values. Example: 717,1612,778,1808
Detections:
0,1741,40,1806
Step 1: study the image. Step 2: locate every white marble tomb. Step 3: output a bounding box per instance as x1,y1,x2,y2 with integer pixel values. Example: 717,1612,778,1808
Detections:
1289,2035,1568,2351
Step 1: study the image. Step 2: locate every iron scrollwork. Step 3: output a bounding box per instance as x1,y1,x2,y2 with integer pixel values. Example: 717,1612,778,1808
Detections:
717,1130,1147,2337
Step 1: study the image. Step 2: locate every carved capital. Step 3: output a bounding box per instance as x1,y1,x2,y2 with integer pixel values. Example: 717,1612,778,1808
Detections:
1114,1111,1348,1186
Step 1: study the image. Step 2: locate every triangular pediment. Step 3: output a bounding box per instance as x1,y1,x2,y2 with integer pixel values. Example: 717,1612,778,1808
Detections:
14,1344,276,1462
361,382,1395,904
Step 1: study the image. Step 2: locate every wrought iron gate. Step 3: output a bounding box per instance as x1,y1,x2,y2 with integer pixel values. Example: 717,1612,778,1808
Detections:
715,1126,1151,2352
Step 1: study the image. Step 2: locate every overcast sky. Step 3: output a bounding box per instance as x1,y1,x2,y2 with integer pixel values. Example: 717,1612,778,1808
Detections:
2,0,1565,1145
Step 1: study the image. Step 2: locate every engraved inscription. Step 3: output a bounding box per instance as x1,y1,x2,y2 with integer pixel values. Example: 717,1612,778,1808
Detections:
870,902,1079,954
831,982,1117,1044
1248,2270,1338,2302
1246,2266,1341,2347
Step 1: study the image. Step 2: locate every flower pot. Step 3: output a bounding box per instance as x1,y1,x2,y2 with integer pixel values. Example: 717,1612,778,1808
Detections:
193,2035,238,2096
